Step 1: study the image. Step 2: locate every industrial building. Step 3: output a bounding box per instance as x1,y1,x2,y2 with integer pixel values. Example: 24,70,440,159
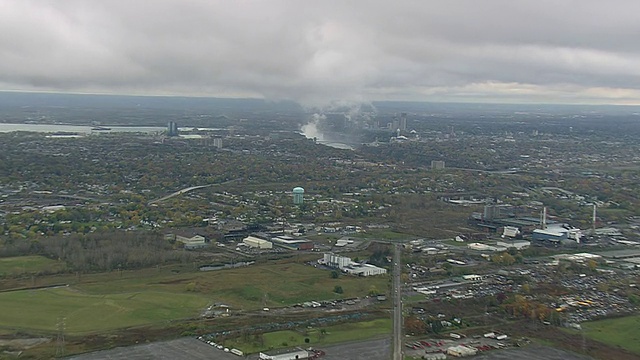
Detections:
164,234,207,249
321,253,352,269
319,253,387,276
502,226,521,238
462,274,483,282
271,235,314,250
176,235,206,249
259,349,309,360
243,236,273,249
343,264,387,276
467,242,507,252
532,225,583,243
471,205,546,232
447,345,477,357
496,240,530,250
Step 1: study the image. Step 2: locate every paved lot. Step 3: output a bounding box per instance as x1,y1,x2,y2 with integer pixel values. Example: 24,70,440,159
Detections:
321,338,391,360
67,337,393,360
474,345,591,360
66,338,239,360
66,337,588,360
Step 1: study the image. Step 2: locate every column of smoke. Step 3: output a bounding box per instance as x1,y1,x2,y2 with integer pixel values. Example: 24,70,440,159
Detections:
299,102,377,142
300,113,326,141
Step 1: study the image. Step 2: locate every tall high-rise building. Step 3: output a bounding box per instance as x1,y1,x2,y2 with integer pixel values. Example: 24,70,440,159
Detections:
213,138,223,149
167,122,179,136
399,112,407,131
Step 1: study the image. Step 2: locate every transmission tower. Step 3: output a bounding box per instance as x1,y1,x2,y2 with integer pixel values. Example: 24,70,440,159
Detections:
55,316,65,357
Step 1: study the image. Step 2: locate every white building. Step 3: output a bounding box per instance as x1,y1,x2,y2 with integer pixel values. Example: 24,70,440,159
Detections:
502,226,521,238
322,253,353,269
259,349,309,360
243,236,273,249
175,235,207,249
497,240,530,250
468,242,507,252
320,253,386,276
447,345,477,357
462,274,483,282
343,264,387,276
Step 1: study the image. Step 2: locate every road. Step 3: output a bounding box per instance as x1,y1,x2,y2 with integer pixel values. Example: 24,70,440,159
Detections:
392,243,402,360
148,178,240,204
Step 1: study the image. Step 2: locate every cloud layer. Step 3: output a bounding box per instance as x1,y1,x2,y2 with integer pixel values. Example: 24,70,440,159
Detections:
2,0,640,105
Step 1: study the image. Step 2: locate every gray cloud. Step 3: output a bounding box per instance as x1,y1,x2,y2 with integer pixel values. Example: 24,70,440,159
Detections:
2,0,640,105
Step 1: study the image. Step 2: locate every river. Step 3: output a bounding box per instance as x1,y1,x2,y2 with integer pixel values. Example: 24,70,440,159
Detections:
0,123,165,134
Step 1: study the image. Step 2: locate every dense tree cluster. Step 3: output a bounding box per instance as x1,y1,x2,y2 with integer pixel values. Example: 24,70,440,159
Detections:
32,231,191,271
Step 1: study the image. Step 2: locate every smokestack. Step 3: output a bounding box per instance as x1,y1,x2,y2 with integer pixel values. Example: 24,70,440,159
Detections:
592,204,597,231
542,207,547,229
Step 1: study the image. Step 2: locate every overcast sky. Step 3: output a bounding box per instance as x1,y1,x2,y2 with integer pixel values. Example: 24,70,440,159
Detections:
3,0,640,105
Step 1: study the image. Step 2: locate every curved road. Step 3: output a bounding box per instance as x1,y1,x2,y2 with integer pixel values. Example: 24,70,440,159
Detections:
148,179,240,204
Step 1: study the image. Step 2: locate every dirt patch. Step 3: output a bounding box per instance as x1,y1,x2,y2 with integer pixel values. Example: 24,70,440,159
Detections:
0,337,50,349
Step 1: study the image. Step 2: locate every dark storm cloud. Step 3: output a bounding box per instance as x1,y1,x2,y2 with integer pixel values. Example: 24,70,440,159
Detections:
2,0,640,104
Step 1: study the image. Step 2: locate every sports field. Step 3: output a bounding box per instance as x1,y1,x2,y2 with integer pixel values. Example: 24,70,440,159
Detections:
580,315,640,355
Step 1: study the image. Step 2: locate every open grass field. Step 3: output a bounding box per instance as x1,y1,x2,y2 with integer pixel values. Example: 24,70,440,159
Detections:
0,255,66,276
579,315,640,355
223,318,392,354
76,262,389,310
0,287,208,334
0,261,389,334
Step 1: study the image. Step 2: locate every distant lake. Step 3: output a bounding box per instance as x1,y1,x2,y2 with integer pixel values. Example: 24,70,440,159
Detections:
317,141,355,150
0,123,165,134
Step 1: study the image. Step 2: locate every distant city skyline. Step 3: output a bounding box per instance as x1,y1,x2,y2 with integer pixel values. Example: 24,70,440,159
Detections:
3,1,640,106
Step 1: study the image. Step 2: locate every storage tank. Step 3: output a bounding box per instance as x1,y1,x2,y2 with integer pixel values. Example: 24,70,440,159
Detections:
293,187,304,205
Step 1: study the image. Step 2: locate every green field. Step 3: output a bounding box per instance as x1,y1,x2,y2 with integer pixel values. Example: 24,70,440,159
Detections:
0,287,207,334
76,262,389,310
579,315,640,354
0,261,389,334
223,318,392,353
0,256,66,276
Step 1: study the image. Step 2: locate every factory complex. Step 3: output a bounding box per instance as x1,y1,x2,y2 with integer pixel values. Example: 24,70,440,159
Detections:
319,253,387,276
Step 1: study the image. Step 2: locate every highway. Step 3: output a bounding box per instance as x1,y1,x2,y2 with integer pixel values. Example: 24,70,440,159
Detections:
148,178,240,204
392,243,402,360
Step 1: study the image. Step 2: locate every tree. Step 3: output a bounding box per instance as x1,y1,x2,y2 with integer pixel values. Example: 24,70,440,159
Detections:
333,285,344,294
405,316,426,335
330,270,340,279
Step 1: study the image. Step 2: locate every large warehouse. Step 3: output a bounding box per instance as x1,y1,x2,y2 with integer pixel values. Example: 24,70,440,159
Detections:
259,349,309,360
343,263,387,276
243,236,273,249
271,235,314,250
320,253,387,276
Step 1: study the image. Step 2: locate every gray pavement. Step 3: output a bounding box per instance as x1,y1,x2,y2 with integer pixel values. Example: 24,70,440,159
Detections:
66,338,240,360
474,345,592,360
321,338,391,360
65,337,591,360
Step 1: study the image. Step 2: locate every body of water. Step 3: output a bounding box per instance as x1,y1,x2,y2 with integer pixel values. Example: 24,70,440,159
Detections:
0,123,165,134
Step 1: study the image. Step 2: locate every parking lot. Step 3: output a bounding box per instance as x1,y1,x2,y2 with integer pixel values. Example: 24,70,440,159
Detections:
473,344,591,360
66,338,239,360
